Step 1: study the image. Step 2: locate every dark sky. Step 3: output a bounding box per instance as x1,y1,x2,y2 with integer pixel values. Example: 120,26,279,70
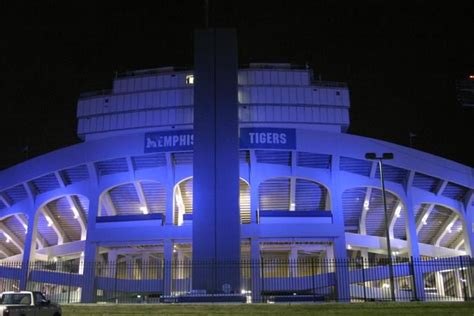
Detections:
2,1,473,170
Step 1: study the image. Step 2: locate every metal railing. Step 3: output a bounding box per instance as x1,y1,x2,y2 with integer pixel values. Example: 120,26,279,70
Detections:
0,256,472,304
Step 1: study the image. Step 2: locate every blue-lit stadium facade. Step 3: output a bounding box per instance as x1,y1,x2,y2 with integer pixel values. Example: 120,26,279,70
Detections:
0,37,473,302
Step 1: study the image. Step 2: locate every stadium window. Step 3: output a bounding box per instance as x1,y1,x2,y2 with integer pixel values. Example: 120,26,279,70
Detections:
186,75,194,85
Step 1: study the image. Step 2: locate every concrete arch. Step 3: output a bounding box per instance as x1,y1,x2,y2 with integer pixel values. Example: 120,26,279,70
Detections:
172,176,252,225
0,213,29,258
338,171,407,201
258,176,331,212
98,180,166,217
0,212,28,222
0,200,31,219
414,202,465,251
34,194,90,249
341,186,408,242
33,184,90,210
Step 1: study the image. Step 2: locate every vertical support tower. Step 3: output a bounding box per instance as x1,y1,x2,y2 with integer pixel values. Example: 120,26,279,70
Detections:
192,29,240,292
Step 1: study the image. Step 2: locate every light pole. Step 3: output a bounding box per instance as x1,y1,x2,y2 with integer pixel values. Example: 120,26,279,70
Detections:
365,152,396,302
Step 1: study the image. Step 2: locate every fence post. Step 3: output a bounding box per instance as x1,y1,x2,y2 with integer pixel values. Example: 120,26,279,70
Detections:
163,240,173,296
361,258,367,302
311,258,316,301
67,262,72,304
468,257,474,300
114,261,118,303
409,256,418,301
260,260,265,303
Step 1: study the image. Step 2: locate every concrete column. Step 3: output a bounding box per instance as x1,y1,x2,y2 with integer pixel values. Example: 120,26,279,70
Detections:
107,251,117,278
165,153,175,225
141,253,150,280
192,28,240,293
330,155,350,302
163,240,173,296
404,187,426,300
249,150,259,224
461,193,474,299
19,202,37,290
79,251,85,274
455,270,463,298
462,196,474,257
250,238,261,303
125,256,133,279
435,272,445,297
359,249,371,291
80,191,99,303
360,249,369,268
176,250,185,279
326,245,335,273
289,248,298,277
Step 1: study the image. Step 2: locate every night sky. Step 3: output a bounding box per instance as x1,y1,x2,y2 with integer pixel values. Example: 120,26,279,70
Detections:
2,1,473,170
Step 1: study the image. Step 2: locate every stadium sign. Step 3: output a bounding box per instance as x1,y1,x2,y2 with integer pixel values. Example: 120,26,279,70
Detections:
145,128,296,152
239,128,296,149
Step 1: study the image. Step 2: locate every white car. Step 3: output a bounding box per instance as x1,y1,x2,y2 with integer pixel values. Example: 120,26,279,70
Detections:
0,291,61,316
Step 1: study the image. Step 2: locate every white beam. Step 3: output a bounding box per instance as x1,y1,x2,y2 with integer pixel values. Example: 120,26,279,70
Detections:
164,152,175,225
433,213,459,246
0,222,24,253
454,239,464,251
290,151,297,211
369,161,378,178
0,193,11,208
54,171,88,239
36,240,85,257
435,180,448,196
65,196,87,240
101,192,117,216
133,181,150,214
404,171,415,191
101,246,165,256
0,244,14,257
175,184,186,225
54,171,66,188
126,156,135,177
261,244,327,252
359,187,372,235
416,204,434,233
41,205,67,245
14,214,45,249
388,201,403,238
345,232,465,258
289,177,296,211
86,162,99,185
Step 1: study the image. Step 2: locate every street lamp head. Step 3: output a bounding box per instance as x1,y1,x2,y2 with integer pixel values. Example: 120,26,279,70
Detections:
365,153,377,160
364,152,394,160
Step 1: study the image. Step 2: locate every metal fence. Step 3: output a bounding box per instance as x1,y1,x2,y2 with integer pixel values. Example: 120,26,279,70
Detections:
1,256,473,304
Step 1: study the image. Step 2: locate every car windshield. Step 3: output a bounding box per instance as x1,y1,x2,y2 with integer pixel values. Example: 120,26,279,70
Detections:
1,293,32,305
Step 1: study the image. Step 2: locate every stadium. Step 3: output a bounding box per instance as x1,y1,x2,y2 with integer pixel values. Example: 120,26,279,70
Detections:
0,29,473,303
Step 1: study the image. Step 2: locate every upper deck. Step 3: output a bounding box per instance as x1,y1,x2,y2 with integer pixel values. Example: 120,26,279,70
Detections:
77,64,350,141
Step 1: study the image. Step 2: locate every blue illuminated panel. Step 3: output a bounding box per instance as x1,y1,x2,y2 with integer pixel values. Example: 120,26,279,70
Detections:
144,128,296,152
240,128,296,149
145,130,194,152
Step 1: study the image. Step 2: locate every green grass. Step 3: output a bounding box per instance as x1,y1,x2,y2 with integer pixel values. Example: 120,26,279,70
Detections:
62,302,474,316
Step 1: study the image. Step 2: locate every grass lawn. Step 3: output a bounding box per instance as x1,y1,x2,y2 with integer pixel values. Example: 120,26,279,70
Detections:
62,302,474,315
